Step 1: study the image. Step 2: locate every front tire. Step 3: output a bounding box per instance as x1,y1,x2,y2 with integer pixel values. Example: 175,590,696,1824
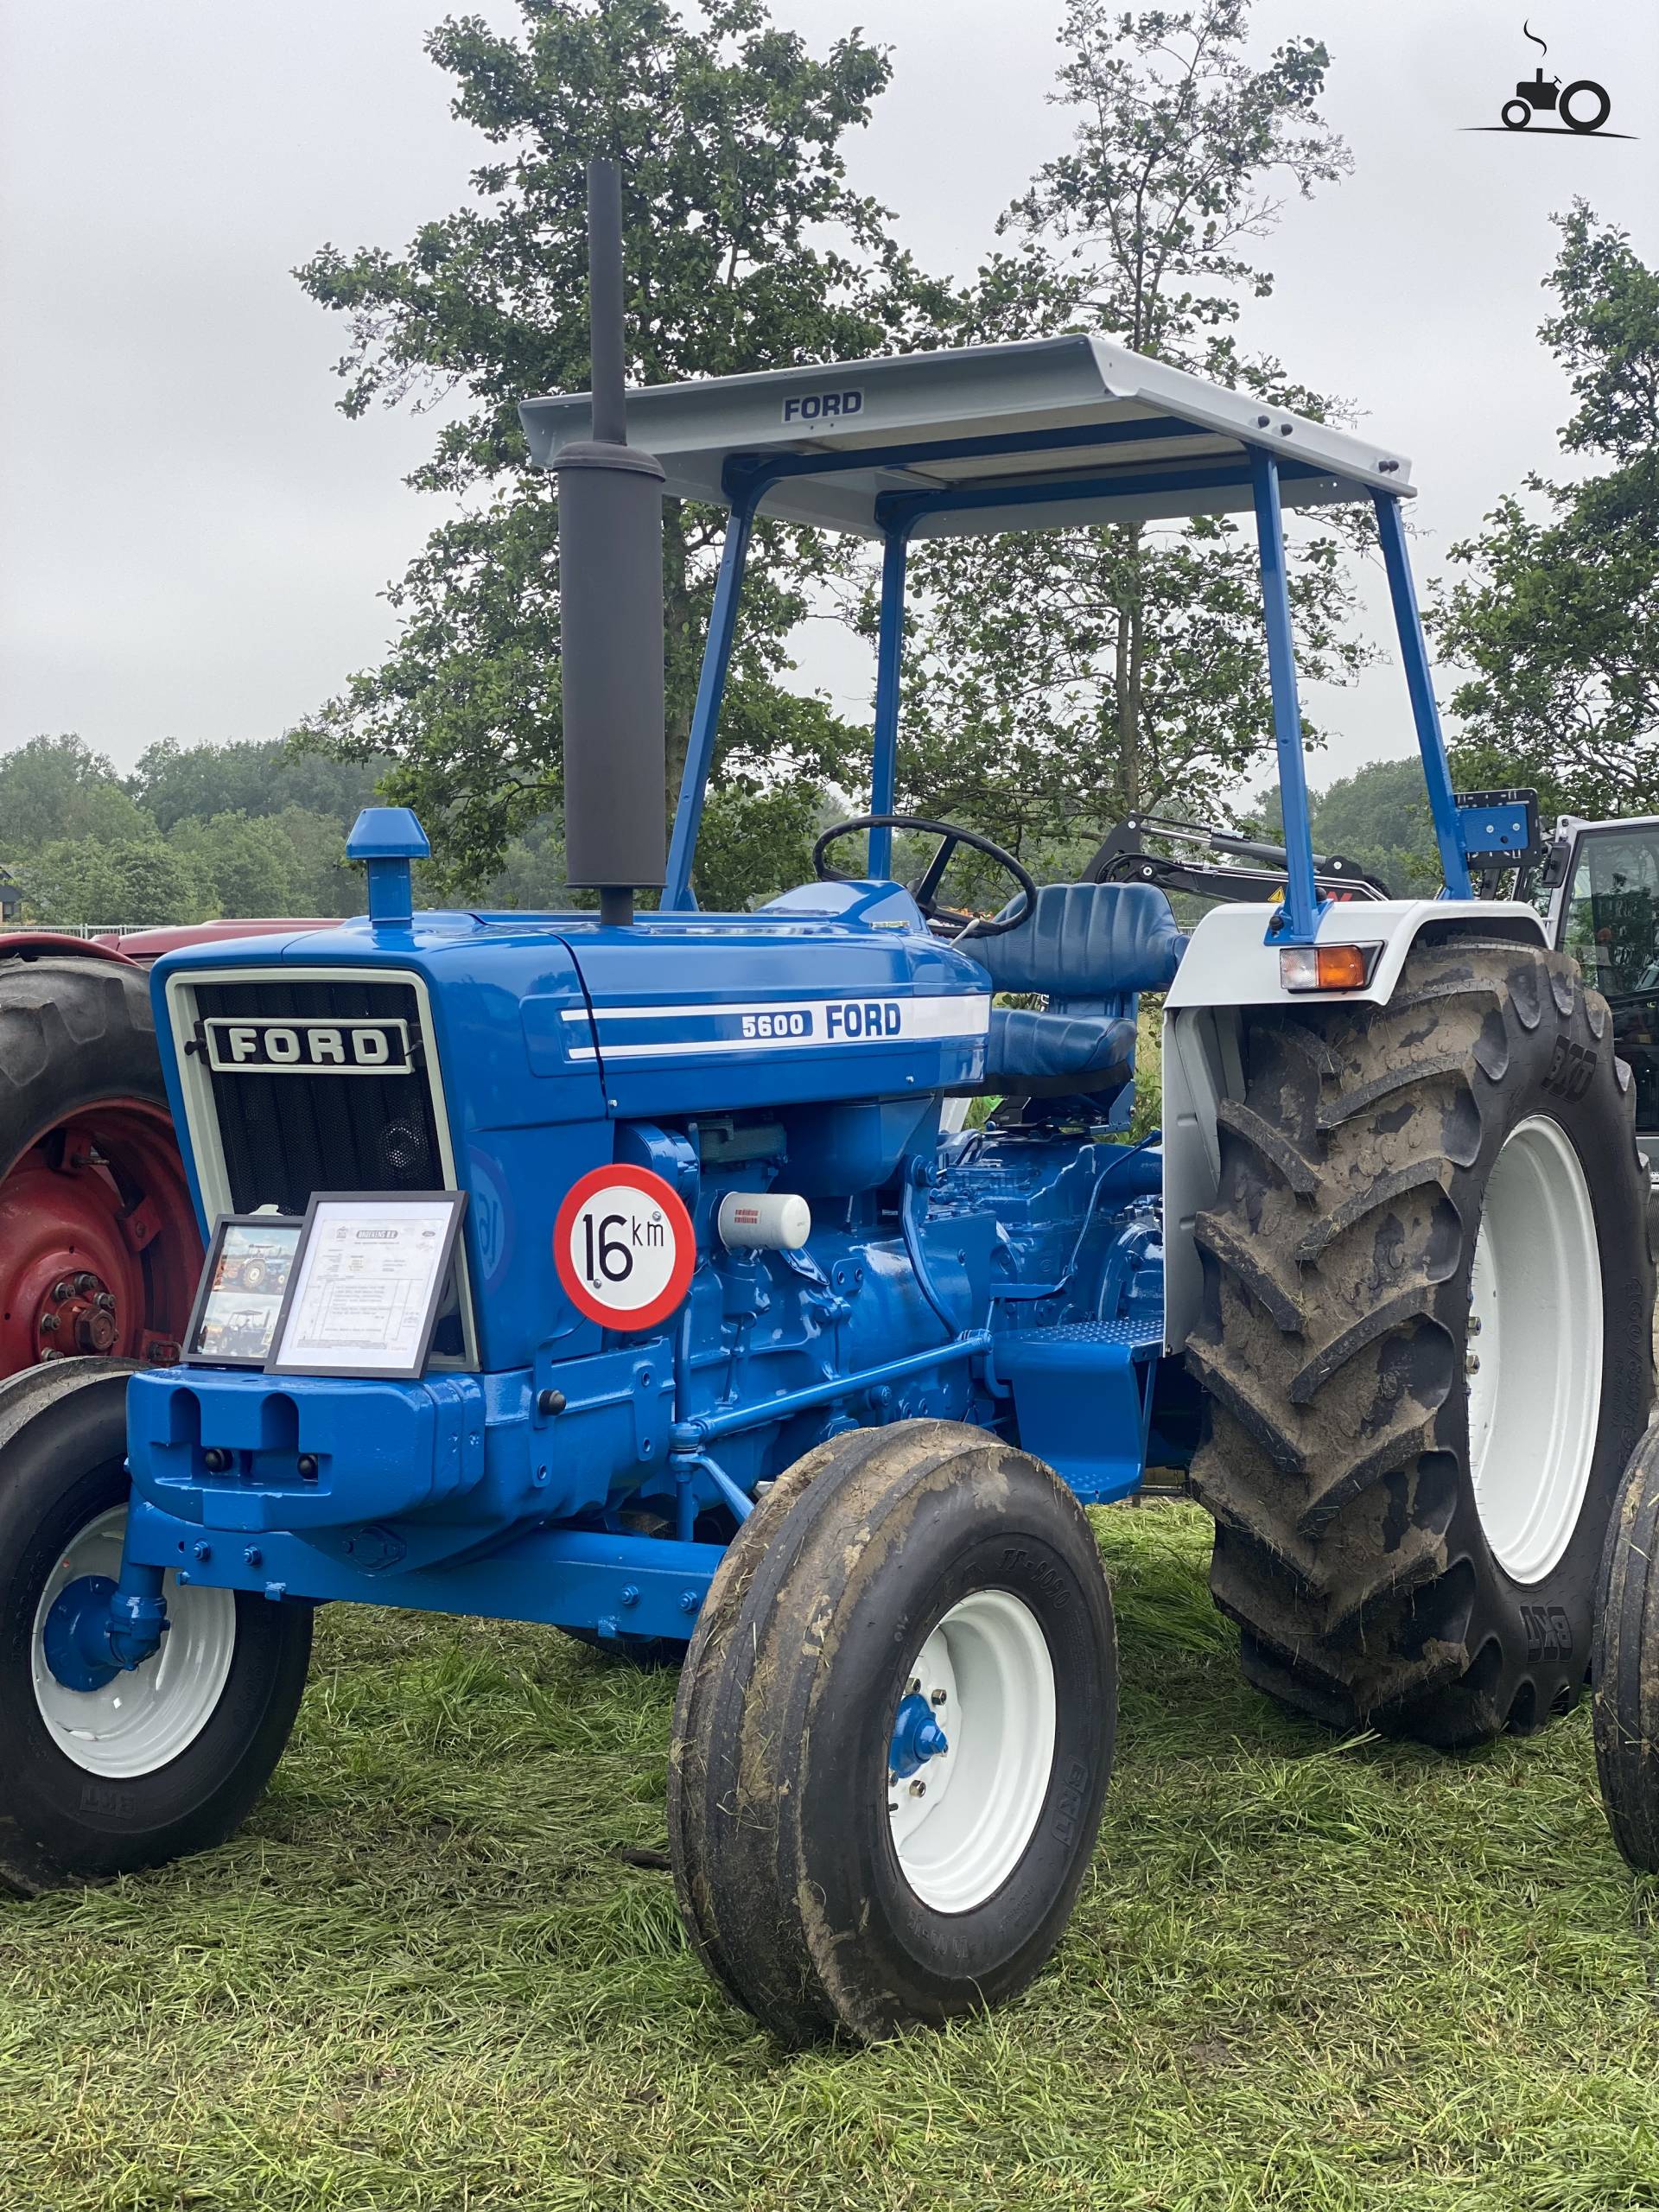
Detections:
0,1365,312,1894
669,1422,1117,2042
1188,936,1653,1747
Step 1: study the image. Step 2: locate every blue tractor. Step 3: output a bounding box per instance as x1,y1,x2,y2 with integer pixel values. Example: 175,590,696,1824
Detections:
3,168,1650,2042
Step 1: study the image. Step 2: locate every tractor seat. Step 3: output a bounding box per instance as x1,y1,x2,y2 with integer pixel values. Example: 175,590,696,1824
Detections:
965,881,1185,1096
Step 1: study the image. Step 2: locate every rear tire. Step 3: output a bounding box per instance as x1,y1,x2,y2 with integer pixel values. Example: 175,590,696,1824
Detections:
1560,79,1611,133
1187,935,1653,1747
669,1421,1116,2042
0,955,200,1376
1593,1424,1659,1871
0,1365,312,1894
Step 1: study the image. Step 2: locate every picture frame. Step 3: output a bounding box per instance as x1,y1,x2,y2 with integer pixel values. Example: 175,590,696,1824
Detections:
264,1190,468,1383
182,1214,306,1369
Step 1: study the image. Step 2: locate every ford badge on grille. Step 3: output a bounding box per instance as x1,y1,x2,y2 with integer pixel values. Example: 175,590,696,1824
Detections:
201,1017,414,1075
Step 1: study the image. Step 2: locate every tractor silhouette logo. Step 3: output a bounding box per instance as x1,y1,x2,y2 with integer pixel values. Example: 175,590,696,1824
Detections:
1498,21,1611,134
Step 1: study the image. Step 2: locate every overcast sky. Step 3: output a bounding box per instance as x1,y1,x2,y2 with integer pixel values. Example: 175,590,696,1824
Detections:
2,0,1655,794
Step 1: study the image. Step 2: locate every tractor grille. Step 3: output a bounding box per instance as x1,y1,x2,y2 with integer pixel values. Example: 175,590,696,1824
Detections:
191,976,447,1216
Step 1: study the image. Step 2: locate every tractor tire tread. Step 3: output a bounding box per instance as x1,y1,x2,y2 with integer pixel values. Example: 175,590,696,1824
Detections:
1188,935,1654,1745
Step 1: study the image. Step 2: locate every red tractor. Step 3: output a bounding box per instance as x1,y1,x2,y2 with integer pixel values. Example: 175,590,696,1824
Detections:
0,921,324,1377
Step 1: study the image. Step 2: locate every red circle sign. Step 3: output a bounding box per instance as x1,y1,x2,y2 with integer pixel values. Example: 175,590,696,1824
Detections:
553,1165,696,1332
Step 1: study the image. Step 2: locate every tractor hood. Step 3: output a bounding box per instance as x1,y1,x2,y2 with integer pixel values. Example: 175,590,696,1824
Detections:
150,883,992,1126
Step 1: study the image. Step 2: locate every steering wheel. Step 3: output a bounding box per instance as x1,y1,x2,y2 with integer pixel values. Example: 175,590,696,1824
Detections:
812,812,1037,940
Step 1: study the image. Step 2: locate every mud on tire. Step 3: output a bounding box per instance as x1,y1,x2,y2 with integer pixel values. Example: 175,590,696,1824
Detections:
669,1421,1116,2042
1186,934,1654,1748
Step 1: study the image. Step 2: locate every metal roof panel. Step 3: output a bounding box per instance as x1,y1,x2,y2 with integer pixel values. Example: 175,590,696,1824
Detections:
518,334,1412,537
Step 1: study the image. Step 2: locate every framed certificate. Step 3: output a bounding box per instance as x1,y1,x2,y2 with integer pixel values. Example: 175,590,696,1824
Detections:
264,1192,468,1382
184,1215,305,1368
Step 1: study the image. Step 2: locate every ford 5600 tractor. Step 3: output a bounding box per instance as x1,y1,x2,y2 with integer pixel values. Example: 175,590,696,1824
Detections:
2,168,1649,2043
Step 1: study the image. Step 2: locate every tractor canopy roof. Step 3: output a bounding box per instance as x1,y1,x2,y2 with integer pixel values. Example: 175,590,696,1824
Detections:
519,334,1412,540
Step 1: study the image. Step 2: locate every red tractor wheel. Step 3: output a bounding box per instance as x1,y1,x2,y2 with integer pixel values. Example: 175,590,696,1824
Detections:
0,957,201,1378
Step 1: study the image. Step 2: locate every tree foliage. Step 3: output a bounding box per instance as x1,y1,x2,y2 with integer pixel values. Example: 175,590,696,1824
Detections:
1435,205,1659,821
1250,755,1441,895
0,734,371,925
890,0,1366,868
296,0,953,901
130,737,386,836
1307,757,1439,894
22,836,213,930
0,736,152,851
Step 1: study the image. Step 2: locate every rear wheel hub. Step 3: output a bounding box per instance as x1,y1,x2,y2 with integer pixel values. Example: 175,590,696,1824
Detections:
0,1106,199,1375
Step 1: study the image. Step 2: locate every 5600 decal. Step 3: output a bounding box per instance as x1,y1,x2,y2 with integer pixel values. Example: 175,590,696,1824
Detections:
564,994,991,1061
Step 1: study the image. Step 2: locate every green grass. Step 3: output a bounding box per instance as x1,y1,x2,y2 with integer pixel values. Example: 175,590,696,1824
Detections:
6,1503,1659,2212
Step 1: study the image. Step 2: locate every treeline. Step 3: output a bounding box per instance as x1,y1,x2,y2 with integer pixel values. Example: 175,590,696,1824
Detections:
0,732,632,926
0,735,386,925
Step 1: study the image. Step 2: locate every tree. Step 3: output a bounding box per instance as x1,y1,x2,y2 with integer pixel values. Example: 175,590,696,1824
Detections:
1435,205,1659,821
295,0,952,898
130,737,388,836
168,812,305,917
0,735,152,858
268,806,363,916
18,836,212,928
1306,758,1438,893
893,0,1368,860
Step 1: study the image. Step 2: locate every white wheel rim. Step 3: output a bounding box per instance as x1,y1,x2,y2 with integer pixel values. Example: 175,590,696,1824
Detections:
887,1588,1057,1914
31,1506,238,1778
1466,1115,1603,1585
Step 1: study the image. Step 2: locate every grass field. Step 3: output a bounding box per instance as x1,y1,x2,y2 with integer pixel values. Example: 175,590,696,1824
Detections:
5,1502,1659,2212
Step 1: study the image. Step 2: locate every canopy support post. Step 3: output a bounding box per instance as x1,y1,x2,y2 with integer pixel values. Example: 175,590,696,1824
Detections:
868,523,910,881
1249,449,1322,946
1372,492,1472,899
662,479,759,912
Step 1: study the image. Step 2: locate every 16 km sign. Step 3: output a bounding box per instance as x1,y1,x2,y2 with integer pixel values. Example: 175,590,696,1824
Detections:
553,1165,696,1332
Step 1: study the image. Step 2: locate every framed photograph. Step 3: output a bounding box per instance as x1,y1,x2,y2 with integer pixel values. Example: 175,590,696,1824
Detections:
265,1191,468,1383
183,1215,306,1369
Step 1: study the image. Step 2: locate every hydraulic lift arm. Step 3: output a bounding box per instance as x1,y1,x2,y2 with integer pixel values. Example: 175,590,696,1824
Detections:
1084,815,1392,906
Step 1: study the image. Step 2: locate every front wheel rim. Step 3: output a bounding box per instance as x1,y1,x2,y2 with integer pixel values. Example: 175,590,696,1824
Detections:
887,1587,1057,1913
31,1506,238,1777
1466,1116,1604,1585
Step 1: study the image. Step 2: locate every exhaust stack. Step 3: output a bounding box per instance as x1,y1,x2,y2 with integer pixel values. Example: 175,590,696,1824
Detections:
554,158,666,927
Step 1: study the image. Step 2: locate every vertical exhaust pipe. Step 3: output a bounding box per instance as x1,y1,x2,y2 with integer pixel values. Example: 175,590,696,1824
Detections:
554,158,666,927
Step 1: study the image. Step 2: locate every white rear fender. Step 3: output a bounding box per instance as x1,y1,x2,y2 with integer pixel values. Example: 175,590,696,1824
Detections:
1160,899,1546,1353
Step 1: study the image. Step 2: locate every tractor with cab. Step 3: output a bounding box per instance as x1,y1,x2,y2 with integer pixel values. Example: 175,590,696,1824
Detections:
1,165,1650,2044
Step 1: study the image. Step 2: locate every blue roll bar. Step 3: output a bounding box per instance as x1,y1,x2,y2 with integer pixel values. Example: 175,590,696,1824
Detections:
1249,449,1322,944
662,423,1461,925
1372,492,1472,899
662,473,760,911
868,525,909,882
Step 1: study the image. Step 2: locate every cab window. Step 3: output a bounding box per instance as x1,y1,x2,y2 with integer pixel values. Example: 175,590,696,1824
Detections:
1564,830,1659,998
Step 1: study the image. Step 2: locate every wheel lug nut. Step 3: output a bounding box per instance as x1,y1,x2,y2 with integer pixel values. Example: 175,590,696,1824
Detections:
1467,1315,1482,1336
52,1280,73,1304
909,1779,926,1797
73,1273,97,1296
39,1313,59,1333
94,1291,117,1313
1465,1351,1480,1376
930,1688,947,1707
906,1677,920,1696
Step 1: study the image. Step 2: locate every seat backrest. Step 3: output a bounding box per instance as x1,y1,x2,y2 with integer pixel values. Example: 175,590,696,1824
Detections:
967,881,1184,1001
